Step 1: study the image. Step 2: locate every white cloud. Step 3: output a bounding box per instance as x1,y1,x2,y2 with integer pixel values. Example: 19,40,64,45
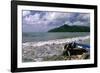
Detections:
73,21,83,25
77,14,90,20
23,11,31,16
72,21,88,26
65,21,73,26
42,12,56,21
82,14,90,20
24,13,40,25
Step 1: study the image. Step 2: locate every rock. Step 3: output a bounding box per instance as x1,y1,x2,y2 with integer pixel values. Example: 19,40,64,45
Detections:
80,53,90,59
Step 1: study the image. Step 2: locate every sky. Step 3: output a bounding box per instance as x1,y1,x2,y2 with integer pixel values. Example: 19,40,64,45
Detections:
22,10,90,32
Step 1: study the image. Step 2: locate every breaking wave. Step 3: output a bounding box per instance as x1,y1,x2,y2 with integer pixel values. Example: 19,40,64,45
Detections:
22,35,90,47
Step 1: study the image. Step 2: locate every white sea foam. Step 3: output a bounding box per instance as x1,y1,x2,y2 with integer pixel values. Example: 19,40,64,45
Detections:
23,35,90,47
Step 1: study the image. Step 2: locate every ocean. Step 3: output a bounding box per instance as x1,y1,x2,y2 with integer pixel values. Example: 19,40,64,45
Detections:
22,32,90,44
22,32,90,62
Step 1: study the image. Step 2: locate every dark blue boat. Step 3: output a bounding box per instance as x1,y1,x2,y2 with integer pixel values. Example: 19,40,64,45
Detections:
76,43,90,52
76,43,90,48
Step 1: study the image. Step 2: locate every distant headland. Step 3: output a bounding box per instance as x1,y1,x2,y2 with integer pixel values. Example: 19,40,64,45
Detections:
48,24,90,32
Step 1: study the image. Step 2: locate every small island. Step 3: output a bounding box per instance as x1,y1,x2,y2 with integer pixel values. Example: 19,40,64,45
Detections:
48,24,90,32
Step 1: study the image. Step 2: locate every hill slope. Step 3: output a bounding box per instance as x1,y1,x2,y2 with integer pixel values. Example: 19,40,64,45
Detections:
48,25,90,32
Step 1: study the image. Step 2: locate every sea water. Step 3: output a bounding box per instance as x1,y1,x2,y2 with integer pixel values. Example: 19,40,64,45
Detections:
22,32,90,44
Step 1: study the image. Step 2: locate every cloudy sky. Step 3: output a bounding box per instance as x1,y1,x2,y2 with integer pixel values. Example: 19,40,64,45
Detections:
22,10,90,32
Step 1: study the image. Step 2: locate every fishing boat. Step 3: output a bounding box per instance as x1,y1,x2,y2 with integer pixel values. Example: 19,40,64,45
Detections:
76,43,90,52
63,42,90,60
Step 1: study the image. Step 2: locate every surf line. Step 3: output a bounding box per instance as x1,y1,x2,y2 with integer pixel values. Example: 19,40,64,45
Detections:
23,35,90,47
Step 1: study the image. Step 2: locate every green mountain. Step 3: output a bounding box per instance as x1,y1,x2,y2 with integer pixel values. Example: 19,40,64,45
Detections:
48,24,90,32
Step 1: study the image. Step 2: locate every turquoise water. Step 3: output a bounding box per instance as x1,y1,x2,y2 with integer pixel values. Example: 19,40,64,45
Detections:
22,32,90,43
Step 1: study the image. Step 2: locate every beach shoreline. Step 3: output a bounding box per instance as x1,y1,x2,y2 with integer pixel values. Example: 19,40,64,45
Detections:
23,35,90,47
22,35,90,62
